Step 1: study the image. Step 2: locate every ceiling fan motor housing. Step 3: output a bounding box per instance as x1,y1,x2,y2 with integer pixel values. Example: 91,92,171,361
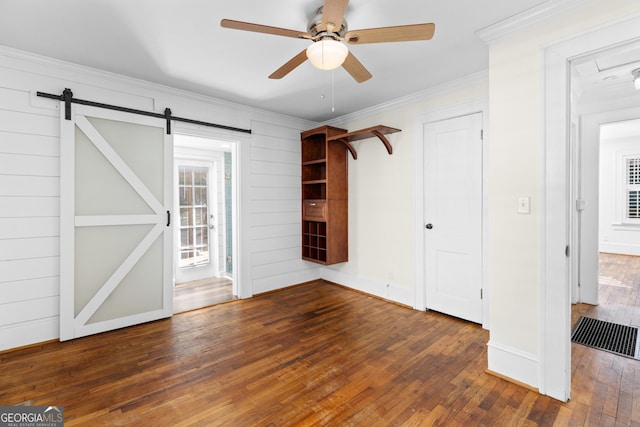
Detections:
307,6,347,40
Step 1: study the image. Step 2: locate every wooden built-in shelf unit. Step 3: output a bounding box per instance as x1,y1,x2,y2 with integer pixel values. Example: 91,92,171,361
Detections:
301,124,401,265
301,126,348,265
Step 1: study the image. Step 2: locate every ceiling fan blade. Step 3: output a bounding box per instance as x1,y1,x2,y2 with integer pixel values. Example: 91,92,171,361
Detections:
321,0,349,33
221,19,311,39
342,51,372,83
345,23,435,44
269,50,309,79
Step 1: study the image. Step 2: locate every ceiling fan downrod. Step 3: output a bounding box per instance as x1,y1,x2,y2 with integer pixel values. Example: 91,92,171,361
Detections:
307,6,347,41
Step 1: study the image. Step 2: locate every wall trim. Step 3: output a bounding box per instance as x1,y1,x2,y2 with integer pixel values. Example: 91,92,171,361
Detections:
476,0,599,44
0,317,58,352
412,96,490,329
600,243,640,256
325,70,488,126
487,340,539,389
320,267,415,308
0,45,317,129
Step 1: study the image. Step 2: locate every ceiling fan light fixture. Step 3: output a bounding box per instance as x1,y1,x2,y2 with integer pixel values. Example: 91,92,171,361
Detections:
633,68,640,90
306,39,348,70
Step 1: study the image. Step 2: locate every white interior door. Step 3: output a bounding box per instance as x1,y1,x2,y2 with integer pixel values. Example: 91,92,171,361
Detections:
424,113,483,323
60,104,173,341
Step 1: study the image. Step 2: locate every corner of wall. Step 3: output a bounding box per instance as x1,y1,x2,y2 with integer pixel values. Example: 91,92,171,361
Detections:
321,267,416,308
487,340,539,389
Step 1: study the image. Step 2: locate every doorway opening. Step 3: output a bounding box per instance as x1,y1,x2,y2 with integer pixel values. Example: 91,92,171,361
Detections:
570,43,640,307
565,39,640,405
173,134,238,312
542,20,640,399
570,118,640,318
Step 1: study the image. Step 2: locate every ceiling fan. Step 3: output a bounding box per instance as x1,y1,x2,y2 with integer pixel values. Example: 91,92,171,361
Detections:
220,0,435,83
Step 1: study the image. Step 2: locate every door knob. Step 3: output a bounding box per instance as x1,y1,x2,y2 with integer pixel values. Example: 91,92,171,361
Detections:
425,223,433,230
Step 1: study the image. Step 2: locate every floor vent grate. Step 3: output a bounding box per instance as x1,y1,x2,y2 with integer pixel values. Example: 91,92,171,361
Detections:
571,316,639,359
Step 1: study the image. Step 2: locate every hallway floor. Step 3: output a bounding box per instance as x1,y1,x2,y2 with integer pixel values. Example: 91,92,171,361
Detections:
569,252,640,425
572,253,640,327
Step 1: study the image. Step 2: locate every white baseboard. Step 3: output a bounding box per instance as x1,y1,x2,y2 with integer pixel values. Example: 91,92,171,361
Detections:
0,317,59,352
487,340,539,389
600,243,640,256
320,268,415,308
252,267,323,295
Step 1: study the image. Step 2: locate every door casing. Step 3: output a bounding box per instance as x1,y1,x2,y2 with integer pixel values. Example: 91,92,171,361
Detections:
413,96,490,329
172,130,241,298
423,112,483,323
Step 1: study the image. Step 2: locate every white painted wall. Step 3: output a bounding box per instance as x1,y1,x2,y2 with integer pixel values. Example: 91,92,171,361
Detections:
0,47,318,351
322,75,489,308
248,120,325,294
214,153,226,276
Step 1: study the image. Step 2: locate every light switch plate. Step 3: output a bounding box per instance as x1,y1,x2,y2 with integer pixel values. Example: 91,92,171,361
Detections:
518,197,530,214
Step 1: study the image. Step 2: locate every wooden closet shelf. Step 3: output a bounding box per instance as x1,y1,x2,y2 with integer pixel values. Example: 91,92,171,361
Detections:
328,125,401,159
302,159,327,166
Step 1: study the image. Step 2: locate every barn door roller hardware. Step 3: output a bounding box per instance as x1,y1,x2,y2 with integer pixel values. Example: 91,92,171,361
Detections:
37,88,252,135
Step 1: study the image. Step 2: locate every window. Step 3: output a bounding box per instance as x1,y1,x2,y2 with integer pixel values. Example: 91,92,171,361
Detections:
178,165,210,268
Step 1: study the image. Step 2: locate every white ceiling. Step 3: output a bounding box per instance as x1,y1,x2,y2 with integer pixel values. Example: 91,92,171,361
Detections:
571,39,640,113
0,0,549,122
573,41,640,94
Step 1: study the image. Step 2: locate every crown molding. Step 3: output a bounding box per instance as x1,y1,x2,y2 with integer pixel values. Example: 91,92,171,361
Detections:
476,0,599,44
323,70,488,126
0,45,316,129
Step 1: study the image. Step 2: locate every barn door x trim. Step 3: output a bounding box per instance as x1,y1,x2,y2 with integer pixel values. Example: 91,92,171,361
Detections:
59,104,173,340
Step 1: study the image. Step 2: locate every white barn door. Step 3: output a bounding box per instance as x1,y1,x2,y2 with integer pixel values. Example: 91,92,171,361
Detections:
59,104,173,341
424,113,483,323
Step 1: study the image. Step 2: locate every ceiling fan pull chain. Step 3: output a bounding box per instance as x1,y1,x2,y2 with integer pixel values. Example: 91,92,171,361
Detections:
331,70,335,113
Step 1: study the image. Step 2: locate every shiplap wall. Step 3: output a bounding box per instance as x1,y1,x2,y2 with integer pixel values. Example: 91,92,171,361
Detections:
0,47,320,351
0,82,61,349
249,121,321,294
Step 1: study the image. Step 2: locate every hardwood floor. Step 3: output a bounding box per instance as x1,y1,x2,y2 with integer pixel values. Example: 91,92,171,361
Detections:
173,276,235,314
572,253,640,327
0,266,638,426
569,253,640,426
